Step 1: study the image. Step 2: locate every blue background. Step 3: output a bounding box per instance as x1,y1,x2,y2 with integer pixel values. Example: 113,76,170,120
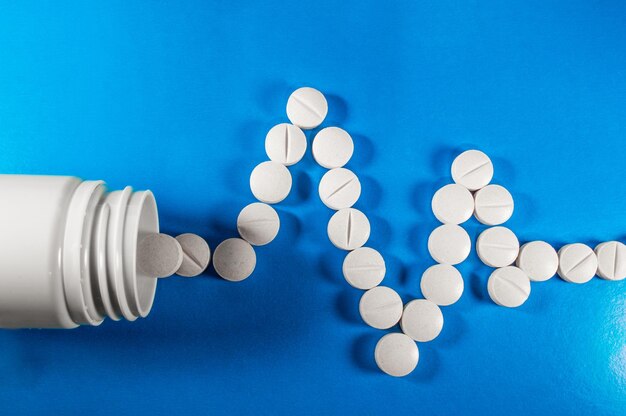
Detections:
1,1,625,415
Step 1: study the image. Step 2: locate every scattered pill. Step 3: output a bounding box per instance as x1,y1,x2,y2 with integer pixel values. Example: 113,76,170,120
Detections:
137,233,183,278
265,123,307,166
374,333,419,377
595,241,626,281
327,208,370,251
342,247,386,290
427,224,471,265
400,299,444,342
451,150,494,191
476,226,520,268
516,241,558,282
237,202,280,246
431,183,474,225
487,266,531,308
420,264,464,306
175,233,211,277
249,161,292,204
318,168,361,210
359,286,403,329
557,243,598,284
312,127,354,169
286,87,328,130
213,238,257,282
473,184,514,226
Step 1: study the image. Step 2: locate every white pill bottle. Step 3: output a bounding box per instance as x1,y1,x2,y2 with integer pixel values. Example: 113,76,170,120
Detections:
0,175,160,329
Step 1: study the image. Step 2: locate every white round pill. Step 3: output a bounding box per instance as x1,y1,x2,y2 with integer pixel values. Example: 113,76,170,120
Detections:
249,161,292,204
237,202,280,246
427,224,471,265
342,247,386,290
487,266,531,308
420,264,464,306
476,226,520,268
137,233,183,278
557,243,598,284
327,208,370,251
264,123,307,166
374,333,419,377
473,184,514,225
431,183,474,225
451,150,494,191
359,286,403,329
286,87,328,130
595,241,626,281
312,127,354,169
400,299,444,342
213,238,256,282
318,168,361,210
175,233,211,277
516,241,558,282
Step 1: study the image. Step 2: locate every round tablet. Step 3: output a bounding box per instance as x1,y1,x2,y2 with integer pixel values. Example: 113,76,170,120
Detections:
427,224,471,265
175,233,211,277
431,183,474,224
473,184,514,226
213,238,256,282
237,202,280,246
342,247,386,290
420,264,464,306
487,266,531,308
264,123,307,166
374,333,419,377
400,299,444,342
137,233,183,278
318,168,361,210
286,87,328,130
327,208,370,251
476,226,520,268
312,127,354,169
249,161,292,204
595,241,626,281
516,241,558,282
359,286,403,329
557,243,598,284
451,150,494,191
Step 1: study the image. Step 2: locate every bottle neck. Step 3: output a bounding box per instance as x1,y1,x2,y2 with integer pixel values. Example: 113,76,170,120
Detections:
62,181,159,326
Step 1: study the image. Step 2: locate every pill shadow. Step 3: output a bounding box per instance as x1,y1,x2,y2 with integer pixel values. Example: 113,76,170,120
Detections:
407,220,438,260
235,120,269,153
348,134,375,169
367,215,393,249
351,332,380,374
283,170,313,205
256,80,292,116
491,155,516,184
469,270,489,301
318,247,346,286
435,310,466,348
335,289,362,324
410,180,438,217
274,210,302,242
383,254,406,289
357,175,384,211
324,94,349,125
409,344,440,383
429,144,463,178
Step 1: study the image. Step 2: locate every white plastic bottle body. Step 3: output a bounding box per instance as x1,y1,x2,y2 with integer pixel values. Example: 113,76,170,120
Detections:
0,175,160,329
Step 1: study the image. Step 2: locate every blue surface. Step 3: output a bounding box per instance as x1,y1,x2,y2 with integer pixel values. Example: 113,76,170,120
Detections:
1,1,625,414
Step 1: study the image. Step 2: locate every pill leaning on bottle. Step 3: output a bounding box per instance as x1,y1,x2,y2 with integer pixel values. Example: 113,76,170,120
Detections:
557,243,598,284
420,264,464,306
487,266,531,308
237,202,280,246
431,183,474,225
342,247,386,290
213,238,257,282
312,127,354,169
175,233,211,277
595,241,626,281
427,224,471,265
374,333,419,377
359,286,403,329
265,123,307,166
249,161,293,204
318,167,361,210
473,184,514,226
451,149,494,191
476,226,520,268
516,241,558,282
286,87,328,130
137,233,184,278
327,208,371,251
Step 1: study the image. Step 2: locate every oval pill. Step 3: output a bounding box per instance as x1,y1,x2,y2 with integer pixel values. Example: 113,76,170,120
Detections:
557,243,598,284
286,87,328,130
327,208,370,251
213,238,256,282
473,184,514,226
359,286,403,329
427,224,471,265
476,226,520,268
595,241,626,281
487,266,531,308
312,127,354,169
265,123,307,166
400,299,444,342
175,233,211,277
318,167,361,210
516,241,558,282
420,264,464,306
451,150,494,191
431,183,474,225
342,247,386,290
138,233,184,278
237,202,280,246
374,333,419,377
249,161,292,204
